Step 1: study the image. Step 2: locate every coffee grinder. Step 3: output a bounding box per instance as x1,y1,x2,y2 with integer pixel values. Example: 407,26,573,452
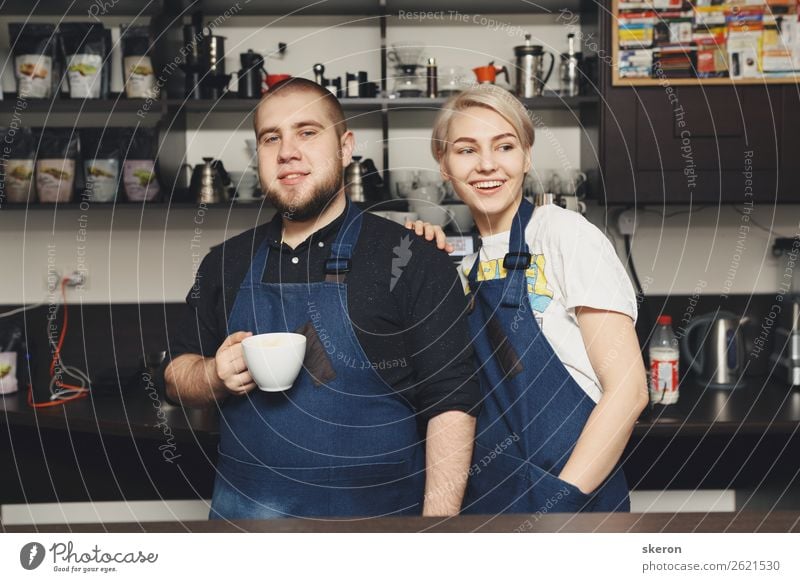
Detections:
771,237,800,386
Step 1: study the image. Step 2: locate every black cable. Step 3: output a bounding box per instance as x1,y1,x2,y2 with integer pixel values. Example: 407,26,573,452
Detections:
624,234,644,297
733,206,789,238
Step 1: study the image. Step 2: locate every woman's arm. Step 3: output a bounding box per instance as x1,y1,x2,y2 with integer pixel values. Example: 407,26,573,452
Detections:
557,306,649,494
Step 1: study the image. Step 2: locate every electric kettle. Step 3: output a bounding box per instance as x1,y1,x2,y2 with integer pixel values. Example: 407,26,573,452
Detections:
679,311,749,389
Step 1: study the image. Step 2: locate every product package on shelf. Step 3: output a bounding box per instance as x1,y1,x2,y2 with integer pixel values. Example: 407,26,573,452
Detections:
120,127,161,202
35,129,79,204
80,129,123,203
0,127,36,204
58,22,109,99
8,23,58,99
618,10,656,48
120,24,158,99
619,49,655,77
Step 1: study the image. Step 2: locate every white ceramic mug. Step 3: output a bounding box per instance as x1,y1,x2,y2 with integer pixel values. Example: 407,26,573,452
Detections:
242,333,307,392
230,170,260,201
409,185,445,205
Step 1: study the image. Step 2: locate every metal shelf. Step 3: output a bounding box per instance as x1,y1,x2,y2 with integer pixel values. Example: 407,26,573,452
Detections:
0,96,160,114
0,0,162,16
168,94,598,114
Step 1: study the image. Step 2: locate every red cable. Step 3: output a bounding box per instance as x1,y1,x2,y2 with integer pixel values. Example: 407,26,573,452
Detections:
27,279,89,408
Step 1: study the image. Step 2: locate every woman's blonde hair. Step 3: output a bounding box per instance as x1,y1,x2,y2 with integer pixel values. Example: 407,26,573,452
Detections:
431,85,535,162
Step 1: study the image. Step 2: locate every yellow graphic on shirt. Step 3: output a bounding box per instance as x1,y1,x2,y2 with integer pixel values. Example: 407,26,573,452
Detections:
464,254,553,313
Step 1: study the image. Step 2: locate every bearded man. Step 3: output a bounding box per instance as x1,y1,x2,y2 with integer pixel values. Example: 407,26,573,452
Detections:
165,78,479,520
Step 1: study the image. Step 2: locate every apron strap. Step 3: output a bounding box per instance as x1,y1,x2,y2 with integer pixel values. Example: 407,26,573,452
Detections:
325,200,363,283
247,236,271,288
466,198,535,303
501,198,535,308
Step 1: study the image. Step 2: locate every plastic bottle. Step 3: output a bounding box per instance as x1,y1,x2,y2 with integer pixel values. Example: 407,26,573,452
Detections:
649,315,679,405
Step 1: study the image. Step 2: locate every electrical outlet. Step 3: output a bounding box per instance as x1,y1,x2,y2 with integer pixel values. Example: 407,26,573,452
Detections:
617,209,638,236
64,271,86,288
44,270,87,292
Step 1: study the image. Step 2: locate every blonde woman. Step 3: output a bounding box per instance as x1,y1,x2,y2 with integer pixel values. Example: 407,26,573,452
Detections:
409,85,648,513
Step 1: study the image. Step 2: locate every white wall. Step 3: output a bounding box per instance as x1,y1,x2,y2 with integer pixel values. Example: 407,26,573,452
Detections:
585,204,800,297
1,13,796,305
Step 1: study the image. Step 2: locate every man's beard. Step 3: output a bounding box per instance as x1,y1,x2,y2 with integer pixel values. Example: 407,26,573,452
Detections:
263,164,343,222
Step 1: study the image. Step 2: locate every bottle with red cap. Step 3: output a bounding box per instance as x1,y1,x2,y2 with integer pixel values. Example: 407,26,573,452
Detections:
649,315,679,405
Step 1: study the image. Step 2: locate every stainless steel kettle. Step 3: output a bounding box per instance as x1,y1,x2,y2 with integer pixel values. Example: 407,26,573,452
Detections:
680,311,749,388
184,157,231,204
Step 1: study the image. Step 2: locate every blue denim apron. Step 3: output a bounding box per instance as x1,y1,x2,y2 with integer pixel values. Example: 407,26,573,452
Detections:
209,202,425,519
461,199,630,514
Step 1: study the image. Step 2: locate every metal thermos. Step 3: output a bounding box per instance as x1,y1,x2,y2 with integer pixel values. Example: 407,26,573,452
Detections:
237,50,265,99
514,34,555,98
559,33,581,97
345,156,366,202
427,57,438,98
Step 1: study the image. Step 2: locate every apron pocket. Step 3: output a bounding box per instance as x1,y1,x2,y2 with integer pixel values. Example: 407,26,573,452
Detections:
294,320,337,386
465,442,592,514
486,315,523,379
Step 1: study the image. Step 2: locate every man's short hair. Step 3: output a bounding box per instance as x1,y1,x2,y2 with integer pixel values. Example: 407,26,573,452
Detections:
253,77,347,138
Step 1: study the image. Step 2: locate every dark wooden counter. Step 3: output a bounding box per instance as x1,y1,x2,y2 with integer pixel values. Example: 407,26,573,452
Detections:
0,385,218,442
3,373,799,441
3,511,799,533
636,374,800,437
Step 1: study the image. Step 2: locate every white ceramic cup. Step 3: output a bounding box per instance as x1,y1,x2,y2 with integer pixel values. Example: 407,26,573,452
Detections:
447,204,474,233
230,170,260,200
409,185,444,204
242,332,307,392
412,203,451,227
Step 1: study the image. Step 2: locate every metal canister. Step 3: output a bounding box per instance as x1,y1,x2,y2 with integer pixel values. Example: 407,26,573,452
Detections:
559,33,581,97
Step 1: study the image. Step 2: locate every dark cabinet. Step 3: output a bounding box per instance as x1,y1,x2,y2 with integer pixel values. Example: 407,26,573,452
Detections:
782,86,800,199
597,10,797,205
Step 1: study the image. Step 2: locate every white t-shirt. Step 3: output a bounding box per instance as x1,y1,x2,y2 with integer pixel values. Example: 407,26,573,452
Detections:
459,204,638,403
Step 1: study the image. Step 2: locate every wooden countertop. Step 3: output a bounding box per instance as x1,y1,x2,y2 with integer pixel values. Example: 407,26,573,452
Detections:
2,374,799,441
0,386,218,442
3,511,799,533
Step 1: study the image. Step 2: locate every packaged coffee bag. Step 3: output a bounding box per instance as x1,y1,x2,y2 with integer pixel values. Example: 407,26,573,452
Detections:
9,23,58,99
1,126,36,203
121,127,161,201
120,25,157,99
80,128,121,202
59,22,108,99
35,129,79,203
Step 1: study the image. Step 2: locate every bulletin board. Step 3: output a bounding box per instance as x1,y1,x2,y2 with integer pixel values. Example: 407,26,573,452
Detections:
611,0,800,85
